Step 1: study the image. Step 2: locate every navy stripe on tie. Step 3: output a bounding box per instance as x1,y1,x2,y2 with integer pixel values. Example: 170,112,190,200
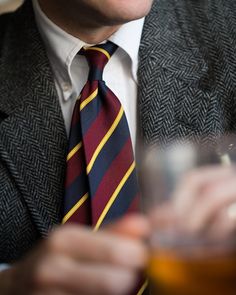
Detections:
63,172,88,214
103,170,139,224
79,92,103,135
87,114,130,198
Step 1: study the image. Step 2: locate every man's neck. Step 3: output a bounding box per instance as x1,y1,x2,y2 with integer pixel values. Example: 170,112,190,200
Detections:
38,0,121,44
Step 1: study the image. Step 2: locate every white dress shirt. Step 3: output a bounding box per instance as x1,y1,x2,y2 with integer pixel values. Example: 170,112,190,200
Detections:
32,0,144,151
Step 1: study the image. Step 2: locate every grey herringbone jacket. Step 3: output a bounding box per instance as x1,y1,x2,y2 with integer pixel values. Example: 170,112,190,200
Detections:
1,0,236,262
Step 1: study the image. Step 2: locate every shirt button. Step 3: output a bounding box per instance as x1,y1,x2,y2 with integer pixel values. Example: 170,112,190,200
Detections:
62,82,72,92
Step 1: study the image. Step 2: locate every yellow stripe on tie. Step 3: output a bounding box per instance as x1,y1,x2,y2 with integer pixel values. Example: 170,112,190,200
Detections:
87,107,124,174
62,193,89,224
80,88,98,111
84,47,111,60
67,142,82,161
137,280,148,295
93,161,135,232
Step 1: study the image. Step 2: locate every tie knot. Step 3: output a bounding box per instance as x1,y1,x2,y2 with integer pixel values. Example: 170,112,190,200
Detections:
80,41,118,81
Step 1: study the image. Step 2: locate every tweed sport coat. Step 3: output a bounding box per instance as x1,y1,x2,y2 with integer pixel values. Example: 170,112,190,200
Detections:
1,0,236,263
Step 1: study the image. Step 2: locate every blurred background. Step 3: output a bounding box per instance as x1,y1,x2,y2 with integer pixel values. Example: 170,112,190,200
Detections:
0,0,23,14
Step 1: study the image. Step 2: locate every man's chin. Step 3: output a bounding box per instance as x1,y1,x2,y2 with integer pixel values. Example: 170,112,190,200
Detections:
96,6,152,27
87,0,153,26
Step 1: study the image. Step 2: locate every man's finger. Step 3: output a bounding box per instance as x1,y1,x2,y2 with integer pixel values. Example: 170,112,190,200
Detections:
49,225,148,269
173,166,235,215
104,214,151,239
183,175,236,233
35,254,137,295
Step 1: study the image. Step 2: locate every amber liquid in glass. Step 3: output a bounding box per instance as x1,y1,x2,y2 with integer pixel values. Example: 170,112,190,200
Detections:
148,249,236,295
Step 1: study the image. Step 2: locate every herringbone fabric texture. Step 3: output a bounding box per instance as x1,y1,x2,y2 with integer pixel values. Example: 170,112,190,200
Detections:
1,0,236,263
63,42,140,229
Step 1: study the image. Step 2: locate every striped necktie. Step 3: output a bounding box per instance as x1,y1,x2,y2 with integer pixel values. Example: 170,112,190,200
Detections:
62,41,140,230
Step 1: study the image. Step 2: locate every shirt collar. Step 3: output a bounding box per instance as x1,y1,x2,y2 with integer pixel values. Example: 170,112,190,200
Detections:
109,18,144,82
32,0,85,92
33,0,144,89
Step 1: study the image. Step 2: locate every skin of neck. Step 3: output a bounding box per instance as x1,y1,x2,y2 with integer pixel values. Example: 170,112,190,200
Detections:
38,0,122,44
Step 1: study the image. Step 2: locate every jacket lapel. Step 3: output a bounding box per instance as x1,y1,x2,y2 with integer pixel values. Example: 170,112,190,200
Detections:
0,1,67,236
139,0,210,145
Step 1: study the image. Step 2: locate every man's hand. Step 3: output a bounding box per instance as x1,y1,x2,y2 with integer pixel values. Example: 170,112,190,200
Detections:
0,214,150,295
149,165,236,240
173,165,236,238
